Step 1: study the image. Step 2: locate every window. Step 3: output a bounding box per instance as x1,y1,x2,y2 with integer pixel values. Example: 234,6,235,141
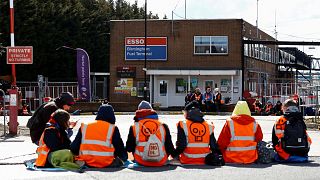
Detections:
176,78,187,94
159,80,168,96
137,81,150,98
194,36,228,55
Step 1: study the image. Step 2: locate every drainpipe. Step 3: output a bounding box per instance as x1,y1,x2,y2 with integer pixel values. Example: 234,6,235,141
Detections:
241,20,245,100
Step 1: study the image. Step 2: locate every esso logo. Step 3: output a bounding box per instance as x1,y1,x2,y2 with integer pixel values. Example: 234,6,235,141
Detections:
127,38,145,45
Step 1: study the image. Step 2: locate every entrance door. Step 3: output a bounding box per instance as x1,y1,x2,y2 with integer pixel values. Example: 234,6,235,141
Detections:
158,80,168,107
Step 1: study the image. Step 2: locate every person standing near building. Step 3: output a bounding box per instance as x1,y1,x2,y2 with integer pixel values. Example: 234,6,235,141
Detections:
203,87,214,112
70,104,127,168
27,92,75,145
217,101,263,164
272,99,312,162
173,101,222,165
214,88,222,112
126,101,175,166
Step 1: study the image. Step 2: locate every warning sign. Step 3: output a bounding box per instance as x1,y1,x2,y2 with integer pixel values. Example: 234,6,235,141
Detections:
7,46,33,64
120,78,133,88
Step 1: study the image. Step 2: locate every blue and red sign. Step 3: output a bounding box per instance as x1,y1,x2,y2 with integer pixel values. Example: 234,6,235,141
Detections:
125,37,167,61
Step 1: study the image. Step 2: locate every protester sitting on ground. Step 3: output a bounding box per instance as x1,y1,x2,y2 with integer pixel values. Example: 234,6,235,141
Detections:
173,101,222,165
203,87,214,112
272,99,312,162
70,104,127,168
185,91,193,106
126,100,175,166
262,100,274,115
274,101,283,116
191,88,203,110
27,92,75,145
217,101,263,164
214,88,222,112
35,109,78,169
253,99,263,115
20,103,31,116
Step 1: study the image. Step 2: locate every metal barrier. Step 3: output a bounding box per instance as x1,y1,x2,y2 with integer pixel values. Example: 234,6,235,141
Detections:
17,81,79,111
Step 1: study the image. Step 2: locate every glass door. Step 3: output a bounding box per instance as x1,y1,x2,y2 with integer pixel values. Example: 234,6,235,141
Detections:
158,80,168,107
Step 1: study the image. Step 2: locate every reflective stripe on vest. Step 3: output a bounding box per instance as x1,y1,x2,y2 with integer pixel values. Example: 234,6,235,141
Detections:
78,121,115,167
80,150,114,156
183,152,208,158
81,123,114,148
229,119,256,143
226,146,257,151
180,120,212,162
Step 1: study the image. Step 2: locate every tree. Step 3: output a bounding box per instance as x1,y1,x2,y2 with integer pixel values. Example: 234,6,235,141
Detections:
0,0,159,81
163,14,168,19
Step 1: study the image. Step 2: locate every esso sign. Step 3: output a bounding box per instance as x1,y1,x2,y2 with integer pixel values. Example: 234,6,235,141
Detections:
126,38,145,45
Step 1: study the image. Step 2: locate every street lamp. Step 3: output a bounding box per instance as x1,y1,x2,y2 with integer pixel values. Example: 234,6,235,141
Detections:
144,0,147,101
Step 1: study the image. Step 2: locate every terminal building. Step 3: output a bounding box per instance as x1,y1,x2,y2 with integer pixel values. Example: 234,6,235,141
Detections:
109,19,311,111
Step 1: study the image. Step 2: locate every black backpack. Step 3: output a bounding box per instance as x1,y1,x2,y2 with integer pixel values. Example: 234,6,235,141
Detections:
26,103,46,129
281,117,309,156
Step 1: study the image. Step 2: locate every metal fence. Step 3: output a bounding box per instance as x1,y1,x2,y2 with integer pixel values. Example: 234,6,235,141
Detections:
17,81,79,111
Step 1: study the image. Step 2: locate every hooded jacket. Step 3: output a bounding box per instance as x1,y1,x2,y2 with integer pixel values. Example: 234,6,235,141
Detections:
70,105,127,162
172,108,220,158
126,109,175,157
217,101,263,155
217,115,263,154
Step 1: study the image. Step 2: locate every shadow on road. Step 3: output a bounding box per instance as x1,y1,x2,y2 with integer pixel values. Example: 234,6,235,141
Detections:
84,167,126,172
226,163,274,169
129,165,177,172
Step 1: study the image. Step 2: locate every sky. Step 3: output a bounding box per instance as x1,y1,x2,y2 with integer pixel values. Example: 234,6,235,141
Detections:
128,0,320,57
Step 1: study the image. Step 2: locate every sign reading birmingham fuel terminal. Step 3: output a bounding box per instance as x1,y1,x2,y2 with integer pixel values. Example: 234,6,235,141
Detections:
125,37,167,61
7,46,33,64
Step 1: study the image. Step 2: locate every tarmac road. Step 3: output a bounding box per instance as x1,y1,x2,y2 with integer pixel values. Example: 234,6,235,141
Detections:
0,114,319,180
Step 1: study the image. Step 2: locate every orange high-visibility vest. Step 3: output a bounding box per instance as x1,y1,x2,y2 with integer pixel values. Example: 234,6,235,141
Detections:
78,121,115,168
224,119,258,164
178,120,213,164
133,119,167,166
274,116,312,160
35,126,56,166
22,107,29,115
195,94,201,101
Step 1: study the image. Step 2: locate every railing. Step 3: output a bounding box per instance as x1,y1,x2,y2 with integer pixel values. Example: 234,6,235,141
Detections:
17,81,79,111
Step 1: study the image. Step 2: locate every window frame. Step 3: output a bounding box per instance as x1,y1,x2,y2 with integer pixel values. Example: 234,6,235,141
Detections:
194,36,229,55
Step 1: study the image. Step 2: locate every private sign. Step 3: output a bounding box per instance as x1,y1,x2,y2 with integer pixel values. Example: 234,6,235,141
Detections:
7,46,33,64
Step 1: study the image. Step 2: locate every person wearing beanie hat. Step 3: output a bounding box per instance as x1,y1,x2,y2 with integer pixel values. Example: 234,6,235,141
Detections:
27,92,76,145
126,100,175,166
217,101,263,164
138,100,153,110
35,109,73,168
70,104,127,168
172,101,221,165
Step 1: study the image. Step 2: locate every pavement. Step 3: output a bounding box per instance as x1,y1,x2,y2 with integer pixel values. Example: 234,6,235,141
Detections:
0,114,319,180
